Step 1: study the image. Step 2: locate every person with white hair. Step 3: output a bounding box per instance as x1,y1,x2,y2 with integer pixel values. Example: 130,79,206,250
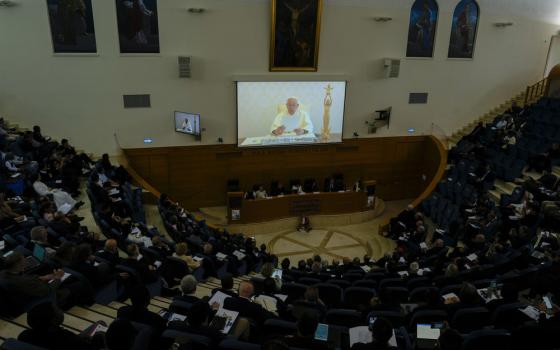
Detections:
270,97,314,136
175,275,202,304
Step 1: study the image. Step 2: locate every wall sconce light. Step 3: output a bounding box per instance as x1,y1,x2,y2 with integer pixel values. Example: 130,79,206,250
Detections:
188,8,205,14
373,17,393,22
494,22,513,28
0,0,17,7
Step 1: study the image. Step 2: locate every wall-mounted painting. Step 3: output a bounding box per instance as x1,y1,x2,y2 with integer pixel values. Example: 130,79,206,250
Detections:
270,0,323,72
406,0,439,58
448,0,479,59
115,0,160,53
46,0,97,53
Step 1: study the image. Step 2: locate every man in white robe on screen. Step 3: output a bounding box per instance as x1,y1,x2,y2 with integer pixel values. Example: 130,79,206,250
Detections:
270,97,314,136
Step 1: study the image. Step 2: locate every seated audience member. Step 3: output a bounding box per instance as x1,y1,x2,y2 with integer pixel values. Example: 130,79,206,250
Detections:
257,262,282,291
117,285,167,336
223,280,275,325
50,241,76,268
122,243,158,284
292,286,327,321
211,273,238,297
168,301,226,346
105,319,137,350
175,275,204,304
297,215,312,232
70,243,124,288
351,317,395,350
18,302,97,350
96,239,120,267
283,311,329,350
150,235,172,257
33,174,82,212
437,328,463,350
26,225,53,252
173,242,200,271
0,251,69,307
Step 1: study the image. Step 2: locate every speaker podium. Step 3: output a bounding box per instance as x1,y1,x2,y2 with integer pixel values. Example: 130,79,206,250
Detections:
227,192,244,222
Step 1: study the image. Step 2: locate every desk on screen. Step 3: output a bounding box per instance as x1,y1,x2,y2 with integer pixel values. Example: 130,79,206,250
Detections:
238,133,342,147
226,190,374,224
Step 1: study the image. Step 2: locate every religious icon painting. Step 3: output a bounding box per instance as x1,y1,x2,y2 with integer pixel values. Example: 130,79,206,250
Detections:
115,0,160,53
270,0,323,71
406,0,439,58
46,0,97,53
448,0,480,59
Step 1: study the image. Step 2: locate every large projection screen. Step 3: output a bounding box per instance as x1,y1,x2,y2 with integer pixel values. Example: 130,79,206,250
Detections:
236,81,346,147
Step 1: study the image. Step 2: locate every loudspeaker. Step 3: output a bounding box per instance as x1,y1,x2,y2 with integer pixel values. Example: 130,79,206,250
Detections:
383,58,400,78
178,56,191,78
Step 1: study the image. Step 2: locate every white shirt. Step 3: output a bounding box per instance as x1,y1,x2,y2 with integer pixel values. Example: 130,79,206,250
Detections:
270,110,314,135
256,190,267,199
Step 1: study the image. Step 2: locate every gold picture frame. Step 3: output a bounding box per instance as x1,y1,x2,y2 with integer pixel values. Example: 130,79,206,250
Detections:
269,0,323,72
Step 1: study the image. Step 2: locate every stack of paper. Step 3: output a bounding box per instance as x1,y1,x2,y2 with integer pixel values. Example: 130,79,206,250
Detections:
216,252,228,261
349,327,396,347
233,250,246,260
208,291,231,309
212,307,239,334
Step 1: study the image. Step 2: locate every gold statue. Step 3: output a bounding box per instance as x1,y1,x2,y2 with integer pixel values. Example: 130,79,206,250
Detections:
321,84,333,141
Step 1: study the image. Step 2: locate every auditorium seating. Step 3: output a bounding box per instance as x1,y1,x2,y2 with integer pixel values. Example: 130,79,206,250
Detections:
2,99,560,349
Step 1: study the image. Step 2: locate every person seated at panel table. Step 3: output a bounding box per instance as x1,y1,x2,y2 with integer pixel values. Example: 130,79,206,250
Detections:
255,185,268,199
270,97,314,136
244,186,257,200
297,216,312,233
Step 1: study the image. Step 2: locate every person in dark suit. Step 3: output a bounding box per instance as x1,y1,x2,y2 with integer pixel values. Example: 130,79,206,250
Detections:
0,251,65,306
18,302,96,350
211,273,238,298
437,328,463,350
117,285,167,337
283,311,329,350
95,239,121,267
121,243,158,284
351,317,395,350
223,280,275,325
70,243,125,288
168,301,227,347
175,275,204,304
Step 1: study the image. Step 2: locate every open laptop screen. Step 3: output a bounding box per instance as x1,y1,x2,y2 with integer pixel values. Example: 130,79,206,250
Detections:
33,244,46,262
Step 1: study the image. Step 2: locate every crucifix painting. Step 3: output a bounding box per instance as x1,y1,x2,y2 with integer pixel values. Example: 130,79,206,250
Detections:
270,0,323,72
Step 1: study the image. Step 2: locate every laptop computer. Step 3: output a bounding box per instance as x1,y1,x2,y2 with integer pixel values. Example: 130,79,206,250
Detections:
24,244,46,272
416,322,444,349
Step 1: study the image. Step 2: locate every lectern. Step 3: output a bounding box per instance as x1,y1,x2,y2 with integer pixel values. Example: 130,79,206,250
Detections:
226,192,244,222
363,180,377,208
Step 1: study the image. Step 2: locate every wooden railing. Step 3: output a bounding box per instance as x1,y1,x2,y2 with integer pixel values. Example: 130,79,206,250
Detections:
377,134,448,235
524,77,548,106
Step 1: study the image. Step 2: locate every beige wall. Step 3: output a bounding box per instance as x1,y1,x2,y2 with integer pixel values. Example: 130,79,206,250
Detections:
0,0,558,155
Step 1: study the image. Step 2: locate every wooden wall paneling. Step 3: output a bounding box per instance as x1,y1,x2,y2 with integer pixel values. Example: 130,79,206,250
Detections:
123,136,445,210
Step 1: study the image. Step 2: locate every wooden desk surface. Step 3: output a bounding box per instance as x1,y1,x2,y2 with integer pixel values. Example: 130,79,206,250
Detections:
229,191,369,224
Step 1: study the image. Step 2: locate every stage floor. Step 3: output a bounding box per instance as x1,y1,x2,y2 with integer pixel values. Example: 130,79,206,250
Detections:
195,199,411,262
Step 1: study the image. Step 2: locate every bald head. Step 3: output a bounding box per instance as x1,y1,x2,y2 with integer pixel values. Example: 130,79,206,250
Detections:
105,239,118,254
238,281,254,299
286,98,299,115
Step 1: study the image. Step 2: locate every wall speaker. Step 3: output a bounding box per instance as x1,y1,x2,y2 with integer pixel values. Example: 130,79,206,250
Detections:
384,58,400,78
178,56,191,78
